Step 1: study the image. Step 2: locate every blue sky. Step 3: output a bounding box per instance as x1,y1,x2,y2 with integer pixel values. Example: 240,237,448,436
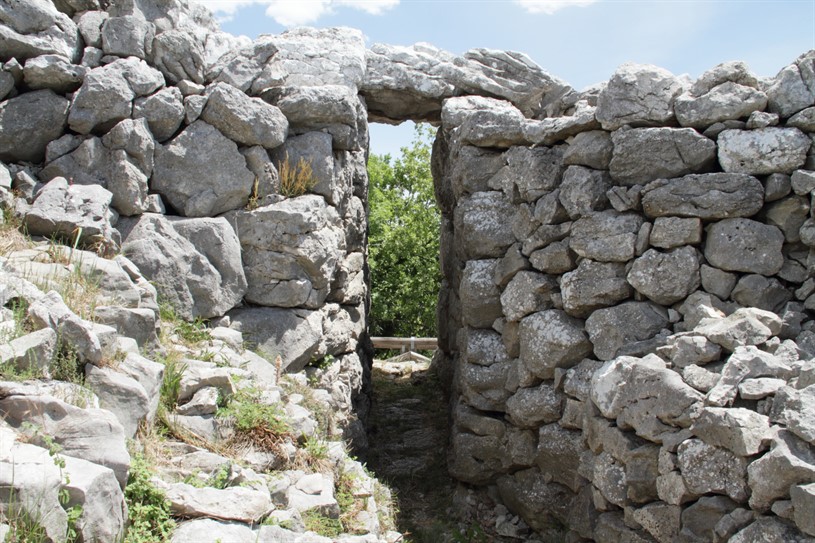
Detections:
193,0,815,157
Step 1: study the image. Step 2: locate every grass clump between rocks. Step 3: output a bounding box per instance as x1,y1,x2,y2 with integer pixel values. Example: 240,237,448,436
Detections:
277,155,317,197
123,452,176,543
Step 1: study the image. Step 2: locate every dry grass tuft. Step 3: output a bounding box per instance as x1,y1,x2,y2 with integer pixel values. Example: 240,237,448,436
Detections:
278,154,317,197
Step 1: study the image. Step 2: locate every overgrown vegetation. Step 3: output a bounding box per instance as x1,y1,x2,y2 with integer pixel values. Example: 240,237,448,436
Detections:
123,453,176,543
278,155,317,197
368,124,441,338
217,386,293,453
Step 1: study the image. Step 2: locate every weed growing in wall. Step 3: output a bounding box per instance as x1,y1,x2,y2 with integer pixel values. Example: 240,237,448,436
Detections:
277,155,317,197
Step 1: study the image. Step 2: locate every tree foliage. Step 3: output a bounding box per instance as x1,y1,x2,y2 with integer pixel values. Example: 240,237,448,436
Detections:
368,124,441,338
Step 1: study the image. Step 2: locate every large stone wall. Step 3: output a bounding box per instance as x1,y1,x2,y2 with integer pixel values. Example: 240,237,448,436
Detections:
436,57,815,541
1,0,814,539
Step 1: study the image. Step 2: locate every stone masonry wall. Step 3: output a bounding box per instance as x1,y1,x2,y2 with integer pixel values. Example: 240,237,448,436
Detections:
1,0,815,539
436,55,815,541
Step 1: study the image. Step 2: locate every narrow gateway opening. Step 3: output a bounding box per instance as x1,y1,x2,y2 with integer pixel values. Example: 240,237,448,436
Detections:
361,122,458,540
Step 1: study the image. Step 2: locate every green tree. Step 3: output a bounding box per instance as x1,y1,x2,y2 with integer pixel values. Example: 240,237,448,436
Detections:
368,124,441,338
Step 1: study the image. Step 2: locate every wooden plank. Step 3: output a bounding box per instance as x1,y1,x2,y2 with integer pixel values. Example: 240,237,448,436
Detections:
371,336,437,350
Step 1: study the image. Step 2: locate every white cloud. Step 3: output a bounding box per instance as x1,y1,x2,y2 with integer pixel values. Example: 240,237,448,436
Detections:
191,0,398,26
514,0,597,15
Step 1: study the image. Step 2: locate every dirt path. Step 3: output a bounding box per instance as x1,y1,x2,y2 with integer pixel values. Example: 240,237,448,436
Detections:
362,354,459,542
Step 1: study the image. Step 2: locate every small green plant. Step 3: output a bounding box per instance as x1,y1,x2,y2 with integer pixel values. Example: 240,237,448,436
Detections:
217,387,292,453
302,510,343,538
159,354,187,411
183,463,231,490
278,154,317,197
50,346,83,384
123,453,175,543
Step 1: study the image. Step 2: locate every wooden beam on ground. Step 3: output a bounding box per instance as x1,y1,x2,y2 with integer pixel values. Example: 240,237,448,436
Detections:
371,337,437,350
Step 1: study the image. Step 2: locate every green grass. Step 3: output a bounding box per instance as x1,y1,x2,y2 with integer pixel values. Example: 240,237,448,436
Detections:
217,387,292,452
123,453,175,543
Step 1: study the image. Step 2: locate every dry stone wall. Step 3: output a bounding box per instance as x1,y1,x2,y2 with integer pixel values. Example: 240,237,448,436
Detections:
1,0,815,539
436,54,815,541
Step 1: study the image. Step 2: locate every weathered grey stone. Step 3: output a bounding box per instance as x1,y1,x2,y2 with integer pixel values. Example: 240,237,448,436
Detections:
85,364,150,438
762,195,809,244
629,502,681,543
449,145,504,198
586,302,669,361
641,173,764,219
745,110,779,129
133,86,185,142
0,0,81,61
61,453,126,543
788,107,815,131
767,50,815,118
529,240,574,274
151,29,206,85
226,195,343,309
627,247,700,305
561,260,631,317
201,82,288,149
228,307,322,373
706,345,791,406
731,274,792,312
748,429,815,512
562,130,613,170
558,165,610,218
0,394,130,486
490,145,565,202
68,57,164,134
682,364,721,393
23,54,86,93
676,495,739,542
704,218,784,275
569,210,642,262
719,128,810,175
120,214,247,320
791,483,815,536
0,89,69,163
678,438,749,502
592,451,628,507
460,259,502,329
496,468,574,531
171,519,258,543
596,63,683,130
93,306,157,348
461,328,510,367
458,104,526,148
731,516,814,543
535,424,585,492
739,377,786,400
500,271,556,322
664,334,722,368
766,173,793,201
690,61,760,97
101,15,154,59
0,430,68,543
270,132,340,203
152,121,254,217
772,384,815,445
454,191,515,259
650,217,702,249
24,177,119,249
506,383,563,428
163,482,272,523
459,359,513,411
2,311,58,366
524,100,600,145
610,127,716,185
520,310,592,380
691,407,772,456
675,82,768,128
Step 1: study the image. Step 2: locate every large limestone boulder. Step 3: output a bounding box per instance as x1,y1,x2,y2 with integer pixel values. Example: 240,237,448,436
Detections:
558,165,610,218
569,210,642,262
151,121,255,217
767,50,815,118
609,127,716,185
677,438,749,502
704,218,784,275
0,0,82,61
454,191,516,259
627,246,701,305
460,259,503,329
675,81,767,128
0,394,130,487
226,195,344,309
718,128,810,175
68,57,164,134
62,454,127,543
520,310,592,379
228,307,323,372
596,63,684,130
151,28,206,84
0,89,69,163
120,214,247,320
24,177,119,250
585,302,669,361
200,82,288,149
163,482,273,523
560,260,631,317
641,173,764,219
